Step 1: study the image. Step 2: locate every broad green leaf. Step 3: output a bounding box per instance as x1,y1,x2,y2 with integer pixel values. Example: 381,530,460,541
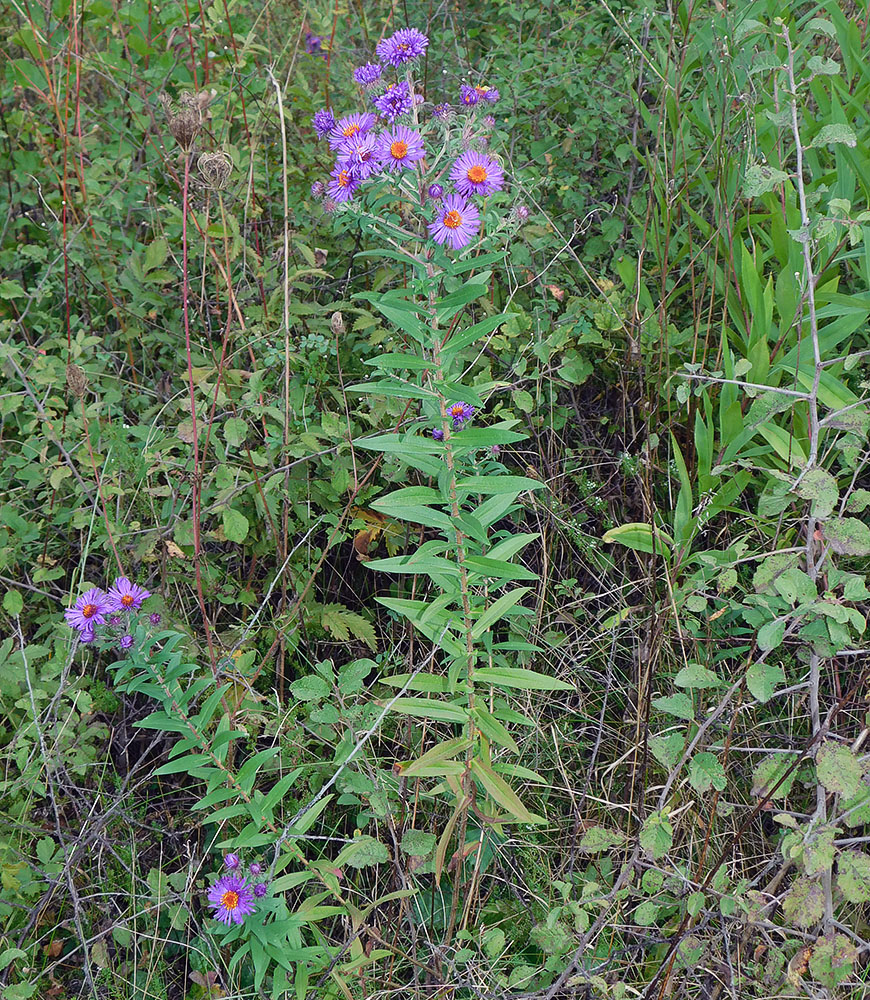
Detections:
816,741,863,797
651,693,694,720
222,507,249,543
746,661,785,703
688,752,727,793
578,826,626,854
400,830,437,856
471,587,532,638
823,517,870,556
454,476,544,496
473,666,572,691
782,877,824,927
334,836,389,869
290,675,330,702
810,123,857,148
639,812,673,859
473,707,519,754
649,733,685,769
757,617,786,652
3,589,23,616
751,754,797,799
794,467,838,519
673,663,721,689
837,850,870,903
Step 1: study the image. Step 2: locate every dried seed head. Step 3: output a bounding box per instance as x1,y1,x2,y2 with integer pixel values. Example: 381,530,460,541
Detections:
160,91,204,153
314,247,327,267
330,311,345,337
66,363,89,398
198,150,233,189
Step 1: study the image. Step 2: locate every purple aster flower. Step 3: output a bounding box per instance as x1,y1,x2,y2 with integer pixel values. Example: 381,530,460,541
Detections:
79,625,96,644
249,863,262,876
375,124,425,172
447,402,475,428
305,32,326,57
372,81,413,123
120,635,134,650
322,196,338,213
376,28,428,67
64,588,109,634
515,204,530,222
482,115,496,129
427,193,480,250
450,150,505,197
476,85,499,103
328,112,377,150
432,103,452,120
207,874,256,925
336,131,380,180
149,612,162,625
224,853,240,870
310,180,325,198
312,109,335,139
459,84,480,107
106,577,151,613
253,882,268,898
432,428,445,441
109,614,122,626
353,62,383,89
326,164,360,203
428,183,443,199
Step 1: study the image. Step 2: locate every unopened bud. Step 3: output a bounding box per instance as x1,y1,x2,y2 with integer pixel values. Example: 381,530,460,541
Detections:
330,311,345,337
66,363,88,399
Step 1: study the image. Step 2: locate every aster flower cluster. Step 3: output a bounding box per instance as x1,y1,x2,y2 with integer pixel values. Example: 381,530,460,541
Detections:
208,853,269,926
64,576,157,651
308,27,508,252
432,401,475,439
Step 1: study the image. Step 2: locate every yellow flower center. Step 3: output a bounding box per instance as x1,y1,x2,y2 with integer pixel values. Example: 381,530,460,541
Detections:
475,85,489,95
450,404,465,416
342,124,360,137
82,603,97,618
221,890,240,910
467,165,487,184
390,140,408,159
121,593,134,607
337,171,350,188
443,210,462,230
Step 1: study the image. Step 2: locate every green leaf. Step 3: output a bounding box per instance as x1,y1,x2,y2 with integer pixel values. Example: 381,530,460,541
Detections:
470,758,544,824
757,617,786,652
3,589,23,616
320,605,377,651
809,933,858,990
473,707,519,753
689,752,727,792
810,124,857,148
651,693,695,721
837,850,870,903
816,741,864,798
0,948,27,972
385,697,468,723
578,826,626,854
222,507,249,543
649,733,685,769
399,737,472,776
144,237,169,271
454,475,544,496
744,163,790,198
289,675,330,702
823,517,870,556
751,754,797,799
463,555,538,581
400,830,437,857
794,467,839,519
639,812,673,859
782,876,824,927
602,522,673,556
473,666,572,691
746,661,785,703
687,892,705,917
334,836,389,869
673,663,721,689
223,417,248,447
471,587,532,638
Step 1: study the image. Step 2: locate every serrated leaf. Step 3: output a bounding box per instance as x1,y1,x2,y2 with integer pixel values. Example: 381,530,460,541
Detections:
746,661,785,703
400,830,436,856
578,826,626,854
222,507,249,543
223,417,248,448
782,877,824,927
320,605,377,651
816,741,863,798
823,517,870,556
794,467,838,519
674,663,721,689
639,812,673,859
803,829,836,875
144,237,169,271
810,124,857,148
758,617,786,652
651,692,695,720
649,733,685,769
3,589,23,616
290,675,330,702
744,163,790,198
751,754,797,799
334,836,389,869
689,752,727,792
837,850,870,903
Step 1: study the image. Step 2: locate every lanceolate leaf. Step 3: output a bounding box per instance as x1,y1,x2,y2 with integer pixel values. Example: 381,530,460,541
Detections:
470,758,544,824
473,666,572,691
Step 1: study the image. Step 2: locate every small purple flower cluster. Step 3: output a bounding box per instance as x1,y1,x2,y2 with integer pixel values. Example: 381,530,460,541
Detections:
65,576,152,648
308,28,506,252
305,32,327,59
432,402,475,439
209,853,269,926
